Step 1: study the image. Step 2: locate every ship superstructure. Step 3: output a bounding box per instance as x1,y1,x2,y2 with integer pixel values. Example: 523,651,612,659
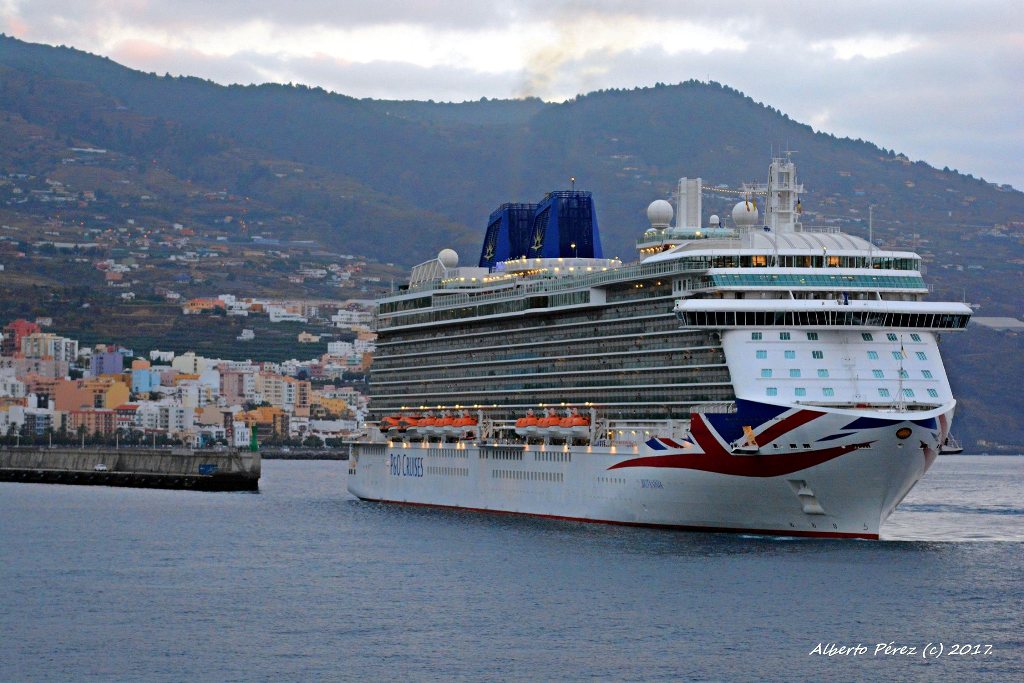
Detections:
349,156,970,539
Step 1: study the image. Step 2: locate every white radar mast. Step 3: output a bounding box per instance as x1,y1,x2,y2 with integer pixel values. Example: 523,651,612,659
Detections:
742,151,804,233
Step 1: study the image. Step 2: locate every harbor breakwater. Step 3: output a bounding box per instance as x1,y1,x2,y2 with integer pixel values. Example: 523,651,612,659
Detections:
0,447,260,491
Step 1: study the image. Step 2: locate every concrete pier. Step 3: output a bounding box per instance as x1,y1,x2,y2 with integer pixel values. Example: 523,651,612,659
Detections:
0,447,260,491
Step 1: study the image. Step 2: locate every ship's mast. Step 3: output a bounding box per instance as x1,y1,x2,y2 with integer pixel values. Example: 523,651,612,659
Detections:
744,151,804,234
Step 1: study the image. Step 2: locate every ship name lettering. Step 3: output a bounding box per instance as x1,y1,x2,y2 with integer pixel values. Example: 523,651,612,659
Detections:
389,453,424,477
640,479,664,489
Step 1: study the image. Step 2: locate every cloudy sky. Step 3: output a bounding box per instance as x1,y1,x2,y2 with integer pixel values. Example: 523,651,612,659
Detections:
3,1,1022,188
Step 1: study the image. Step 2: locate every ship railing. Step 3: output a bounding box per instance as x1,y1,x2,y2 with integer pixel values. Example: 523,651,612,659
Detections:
796,224,842,234
403,259,699,303
383,260,703,328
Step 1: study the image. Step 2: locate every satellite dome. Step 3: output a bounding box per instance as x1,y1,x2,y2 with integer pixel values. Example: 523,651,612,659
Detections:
709,214,720,226
646,199,673,228
438,249,459,269
732,200,759,227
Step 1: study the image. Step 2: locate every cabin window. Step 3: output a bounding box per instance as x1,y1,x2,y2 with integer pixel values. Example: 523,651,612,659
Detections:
817,369,829,378
872,369,884,379
892,351,904,360
878,388,891,398
751,332,762,340
766,387,778,396
911,333,922,342
862,333,874,341
779,332,791,340
867,351,878,360
927,389,939,398
789,369,801,378
756,350,767,359
903,388,915,398
761,369,773,378
916,351,927,360
922,370,933,379
899,369,909,379
887,333,898,342
812,350,824,359
784,350,796,359
752,255,768,267
822,387,835,397
806,332,819,340
794,388,806,397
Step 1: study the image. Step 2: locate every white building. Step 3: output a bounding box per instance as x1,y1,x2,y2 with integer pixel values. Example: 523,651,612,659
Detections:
267,306,308,323
331,309,372,327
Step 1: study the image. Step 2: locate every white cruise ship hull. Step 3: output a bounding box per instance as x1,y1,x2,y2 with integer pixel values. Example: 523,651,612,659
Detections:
349,401,954,539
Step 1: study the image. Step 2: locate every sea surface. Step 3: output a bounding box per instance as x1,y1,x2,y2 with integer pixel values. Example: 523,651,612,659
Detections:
1,455,1021,682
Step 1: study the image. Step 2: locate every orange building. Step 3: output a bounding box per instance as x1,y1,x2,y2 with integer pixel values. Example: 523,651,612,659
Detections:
236,406,289,437
312,395,349,417
68,408,116,436
54,377,131,412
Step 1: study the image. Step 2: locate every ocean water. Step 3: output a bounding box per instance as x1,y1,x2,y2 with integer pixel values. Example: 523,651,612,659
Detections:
1,455,1020,682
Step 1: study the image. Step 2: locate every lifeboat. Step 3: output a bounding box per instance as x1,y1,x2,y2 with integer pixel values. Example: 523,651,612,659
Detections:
398,415,423,437
537,409,561,429
517,408,590,440
514,410,540,437
551,409,589,439
379,415,403,435
449,412,478,438
417,415,439,437
568,410,590,438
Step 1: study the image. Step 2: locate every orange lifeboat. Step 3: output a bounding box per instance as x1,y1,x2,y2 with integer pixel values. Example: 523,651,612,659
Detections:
418,415,439,437
515,410,540,437
379,415,402,434
398,415,423,436
449,412,477,438
569,411,590,438
537,409,561,429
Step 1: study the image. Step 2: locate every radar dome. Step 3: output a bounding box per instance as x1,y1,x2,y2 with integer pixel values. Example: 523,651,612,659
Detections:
732,200,759,227
438,249,459,269
646,199,673,228
709,214,720,227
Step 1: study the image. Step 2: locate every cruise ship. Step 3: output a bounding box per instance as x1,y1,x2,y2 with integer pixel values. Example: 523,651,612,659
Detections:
348,155,970,539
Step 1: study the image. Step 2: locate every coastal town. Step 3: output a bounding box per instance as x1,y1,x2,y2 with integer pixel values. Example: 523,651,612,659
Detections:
0,298,377,449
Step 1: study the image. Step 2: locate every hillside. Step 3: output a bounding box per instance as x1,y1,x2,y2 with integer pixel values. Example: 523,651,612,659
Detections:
0,34,1022,450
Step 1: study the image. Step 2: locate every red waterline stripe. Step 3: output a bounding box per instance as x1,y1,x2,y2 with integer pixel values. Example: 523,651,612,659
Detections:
355,497,879,540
